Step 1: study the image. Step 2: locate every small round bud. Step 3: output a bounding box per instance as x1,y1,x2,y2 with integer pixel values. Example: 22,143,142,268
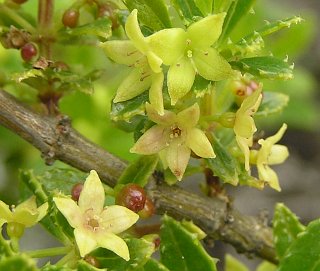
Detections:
71,183,84,201
219,112,236,128
62,9,79,28
116,184,146,213
6,222,25,239
153,236,161,249
97,3,119,29
138,197,155,219
20,42,38,62
84,255,100,268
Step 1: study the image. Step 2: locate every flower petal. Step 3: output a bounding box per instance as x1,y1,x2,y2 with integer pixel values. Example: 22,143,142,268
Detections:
146,51,163,74
78,170,105,214
167,57,196,105
125,9,148,54
187,13,226,49
193,48,233,81
14,196,38,214
97,232,130,261
147,28,187,65
186,128,215,158
130,125,168,155
53,197,82,228
177,103,200,129
12,208,40,227
145,103,176,125
149,72,164,115
100,205,139,234
37,202,48,221
100,40,143,66
166,141,191,181
114,68,152,103
0,200,12,223
236,136,252,172
74,228,97,257
268,145,289,165
257,164,281,192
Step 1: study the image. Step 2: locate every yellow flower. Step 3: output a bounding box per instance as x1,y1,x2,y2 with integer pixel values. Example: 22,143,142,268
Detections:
100,10,164,114
147,12,233,105
53,170,139,260
0,196,48,236
130,103,215,180
255,124,289,191
234,88,262,171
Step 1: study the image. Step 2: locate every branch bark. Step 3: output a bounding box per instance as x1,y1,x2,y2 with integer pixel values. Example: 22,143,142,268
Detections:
0,89,277,264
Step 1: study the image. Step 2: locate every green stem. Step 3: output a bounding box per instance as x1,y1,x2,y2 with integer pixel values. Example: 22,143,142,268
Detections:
0,234,14,257
55,250,78,267
0,4,36,33
200,115,221,122
10,237,20,253
25,246,71,258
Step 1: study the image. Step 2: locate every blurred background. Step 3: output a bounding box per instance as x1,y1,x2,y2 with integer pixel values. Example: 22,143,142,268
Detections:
0,0,319,269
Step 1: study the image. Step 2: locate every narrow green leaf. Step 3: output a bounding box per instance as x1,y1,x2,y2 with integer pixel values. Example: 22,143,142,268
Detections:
41,264,74,271
77,260,101,271
278,219,320,271
170,0,203,23
194,0,213,15
256,92,289,117
230,56,294,80
206,135,239,186
117,155,159,187
124,0,171,31
191,75,212,98
91,238,155,271
225,254,249,271
0,254,38,271
219,0,256,43
160,215,217,271
256,261,277,271
273,203,305,259
66,17,112,39
110,92,148,132
241,16,303,42
144,259,170,271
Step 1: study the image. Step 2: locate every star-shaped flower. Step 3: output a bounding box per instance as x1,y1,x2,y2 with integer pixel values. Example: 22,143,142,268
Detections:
255,123,289,191
100,10,164,114
0,196,48,235
234,88,262,171
146,12,234,105
53,170,139,260
130,103,215,180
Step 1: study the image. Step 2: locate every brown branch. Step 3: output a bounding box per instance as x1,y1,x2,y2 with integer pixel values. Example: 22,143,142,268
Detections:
0,89,277,264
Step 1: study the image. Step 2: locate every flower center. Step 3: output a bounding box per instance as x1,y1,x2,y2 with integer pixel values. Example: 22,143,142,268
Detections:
170,126,182,139
88,218,99,230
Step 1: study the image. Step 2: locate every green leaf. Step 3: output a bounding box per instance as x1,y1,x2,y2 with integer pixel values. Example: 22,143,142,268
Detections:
273,203,305,259
124,0,171,31
77,261,101,271
160,215,217,271
41,264,74,271
110,92,148,132
66,17,112,39
241,16,303,42
225,254,249,271
91,238,155,271
194,0,213,15
219,0,256,44
278,219,320,271
118,155,159,187
206,135,239,186
170,0,203,24
0,255,38,271
256,92,289,117
230,56,294,80
256,261,277,271
191,75,212,98
144,259,170,271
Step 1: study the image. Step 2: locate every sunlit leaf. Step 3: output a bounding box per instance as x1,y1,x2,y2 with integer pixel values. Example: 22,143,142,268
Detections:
256,92,289,117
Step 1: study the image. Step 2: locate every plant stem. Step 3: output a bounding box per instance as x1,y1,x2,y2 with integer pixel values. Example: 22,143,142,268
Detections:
0,4,36,33
25,246,70,258
0,234,14,257
38,0,54,59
